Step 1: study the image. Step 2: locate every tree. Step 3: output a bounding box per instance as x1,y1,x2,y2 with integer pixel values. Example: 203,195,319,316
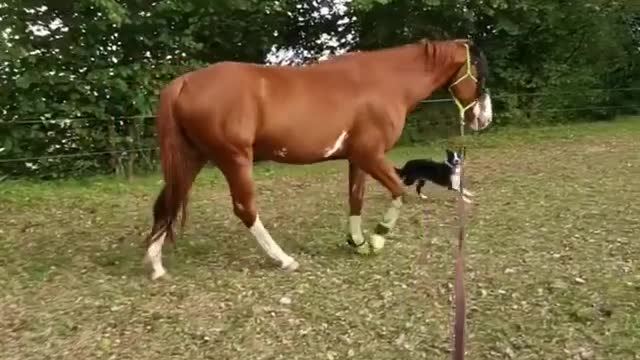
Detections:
1,0,638,178
347,0,640,128
0,0,297,177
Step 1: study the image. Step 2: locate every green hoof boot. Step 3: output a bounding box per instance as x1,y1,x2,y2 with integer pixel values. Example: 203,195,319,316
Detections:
374,223,391,236
346,234,371,255
368,234,385,253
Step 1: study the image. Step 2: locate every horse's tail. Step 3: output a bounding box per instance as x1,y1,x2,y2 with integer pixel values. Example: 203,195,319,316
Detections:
146,77,201,246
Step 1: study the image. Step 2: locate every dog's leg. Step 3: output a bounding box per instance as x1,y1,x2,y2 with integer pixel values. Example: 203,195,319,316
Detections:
416,179,428,199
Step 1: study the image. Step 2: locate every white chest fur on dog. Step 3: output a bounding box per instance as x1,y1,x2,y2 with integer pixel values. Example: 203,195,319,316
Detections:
450,165,475,203
450,166,461,191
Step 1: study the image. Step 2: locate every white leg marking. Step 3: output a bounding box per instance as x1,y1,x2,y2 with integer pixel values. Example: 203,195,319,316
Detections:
323,131,348,158
419,193,429,200
250,215,299,271
367,197,402,253
146,232,167,280
349,215,371,254
380,196,403,229
349,215,365,245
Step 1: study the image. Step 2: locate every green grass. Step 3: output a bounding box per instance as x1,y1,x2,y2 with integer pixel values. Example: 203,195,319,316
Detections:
1,118,640,359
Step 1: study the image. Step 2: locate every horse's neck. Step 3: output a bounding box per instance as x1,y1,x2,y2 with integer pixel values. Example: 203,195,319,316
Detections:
317,42,463,106
370,44,463,107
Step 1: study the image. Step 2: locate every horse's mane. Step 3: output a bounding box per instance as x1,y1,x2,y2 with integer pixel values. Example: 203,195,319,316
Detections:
422,38,489,91
317,39,467,68
306,38,488,91
469,42,489,91
423,40,461,70
313,41,430,70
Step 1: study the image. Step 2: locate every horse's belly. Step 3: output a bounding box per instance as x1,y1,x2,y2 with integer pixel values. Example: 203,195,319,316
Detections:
253,129,349,164
252,86,358,163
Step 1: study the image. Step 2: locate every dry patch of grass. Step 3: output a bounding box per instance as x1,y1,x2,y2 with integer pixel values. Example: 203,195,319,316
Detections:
1,119,639,359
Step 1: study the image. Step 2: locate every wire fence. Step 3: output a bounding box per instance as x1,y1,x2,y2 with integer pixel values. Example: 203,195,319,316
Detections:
3,87,640,125
0,147,157,164
1,87,639,169
5,104,639,126
2,114,154,125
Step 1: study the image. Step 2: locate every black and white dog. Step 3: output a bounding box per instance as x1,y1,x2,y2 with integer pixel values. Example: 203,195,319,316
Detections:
394,149,474,203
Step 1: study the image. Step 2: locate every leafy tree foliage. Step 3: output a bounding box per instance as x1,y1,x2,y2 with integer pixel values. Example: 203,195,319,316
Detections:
1,0,638,178
1,0,295,177
349,0,640,130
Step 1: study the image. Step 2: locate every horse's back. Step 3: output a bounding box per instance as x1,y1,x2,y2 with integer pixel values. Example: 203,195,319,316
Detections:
177,60,367,124
168,58,403,162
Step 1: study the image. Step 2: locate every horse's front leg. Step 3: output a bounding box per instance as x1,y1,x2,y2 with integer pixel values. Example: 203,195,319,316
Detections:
354,154,406,253
347,161,370,254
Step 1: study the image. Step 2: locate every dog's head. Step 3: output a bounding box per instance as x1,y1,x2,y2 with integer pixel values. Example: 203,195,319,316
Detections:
445,149,462,167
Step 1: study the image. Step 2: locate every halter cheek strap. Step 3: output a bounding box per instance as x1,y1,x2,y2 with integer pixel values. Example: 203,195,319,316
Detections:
448,44,479,124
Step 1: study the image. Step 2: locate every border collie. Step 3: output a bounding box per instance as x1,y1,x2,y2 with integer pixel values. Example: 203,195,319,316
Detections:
394,149,474,203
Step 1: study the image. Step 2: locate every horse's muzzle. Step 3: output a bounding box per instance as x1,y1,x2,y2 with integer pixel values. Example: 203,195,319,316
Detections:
469,93,493,131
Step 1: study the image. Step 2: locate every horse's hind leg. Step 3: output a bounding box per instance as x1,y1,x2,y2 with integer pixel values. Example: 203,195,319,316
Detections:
219,157,299,271
145,154,205,280
346,161,369,254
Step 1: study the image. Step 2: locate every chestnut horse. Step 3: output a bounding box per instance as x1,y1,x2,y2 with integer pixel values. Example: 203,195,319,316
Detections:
144,39,492,280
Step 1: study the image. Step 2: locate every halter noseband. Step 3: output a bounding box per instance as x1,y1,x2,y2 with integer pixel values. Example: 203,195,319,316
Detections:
448,43,479,122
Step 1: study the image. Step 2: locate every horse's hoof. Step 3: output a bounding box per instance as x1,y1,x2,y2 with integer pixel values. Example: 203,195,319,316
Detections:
369,234,385,253
347,234,371,255
151,268,168,281
354,243,371,255
282,259,299,272
419,194,429,200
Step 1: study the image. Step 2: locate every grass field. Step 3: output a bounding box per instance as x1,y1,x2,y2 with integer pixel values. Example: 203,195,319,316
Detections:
1,118,639,359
